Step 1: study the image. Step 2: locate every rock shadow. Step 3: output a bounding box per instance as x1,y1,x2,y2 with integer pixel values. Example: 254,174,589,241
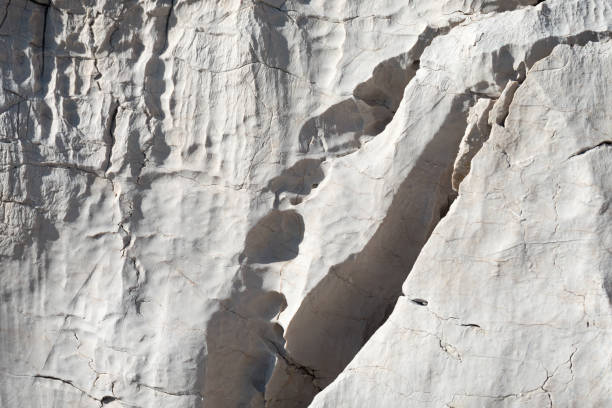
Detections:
264,94,472,407
204,209,305,407
297,25,456,157
203,267,289,408
298,98,393,155
240,210,305,264
266,158,325,207
298,55,418,156
353,56,419,113
604,273,612,308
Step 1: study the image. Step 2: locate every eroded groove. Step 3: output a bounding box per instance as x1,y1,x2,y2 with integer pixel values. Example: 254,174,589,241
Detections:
38,0,50,82
262,5,581,407
451,97,495,191
263,8,612,408
104,101,119,174
264,93,471,407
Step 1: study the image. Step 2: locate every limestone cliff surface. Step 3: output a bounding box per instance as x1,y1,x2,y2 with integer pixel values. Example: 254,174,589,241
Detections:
0,0,610,407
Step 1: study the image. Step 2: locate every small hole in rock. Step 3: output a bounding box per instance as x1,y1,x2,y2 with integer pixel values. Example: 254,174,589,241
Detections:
411,298,428,306
101,396,117,404
311,183,319,188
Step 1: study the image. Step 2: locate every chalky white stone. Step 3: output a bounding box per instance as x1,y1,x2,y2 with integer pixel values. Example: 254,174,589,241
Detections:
0,0,610,407
312,40,612,408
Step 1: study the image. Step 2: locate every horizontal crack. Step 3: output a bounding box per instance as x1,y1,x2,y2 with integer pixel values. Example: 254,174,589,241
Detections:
137,383,205,400
567,141,612,159
33,374,112,406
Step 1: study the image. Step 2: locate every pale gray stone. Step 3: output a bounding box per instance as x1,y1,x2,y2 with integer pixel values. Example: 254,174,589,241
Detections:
0,0,610,407
312,39,612,408
452,98,495,191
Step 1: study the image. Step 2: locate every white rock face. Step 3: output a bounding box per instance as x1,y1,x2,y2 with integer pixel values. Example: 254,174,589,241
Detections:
0,0,610,407
451,97,495,191
312,39,612,408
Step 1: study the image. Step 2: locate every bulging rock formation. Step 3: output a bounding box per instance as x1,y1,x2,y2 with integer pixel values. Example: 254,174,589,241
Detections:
0,0,610,407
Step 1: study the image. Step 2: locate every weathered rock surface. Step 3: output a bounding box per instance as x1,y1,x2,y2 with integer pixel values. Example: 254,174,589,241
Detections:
312,40,612,408
0,0,610,407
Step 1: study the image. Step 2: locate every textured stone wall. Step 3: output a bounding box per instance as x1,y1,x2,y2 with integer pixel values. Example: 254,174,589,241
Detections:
0,0,610,407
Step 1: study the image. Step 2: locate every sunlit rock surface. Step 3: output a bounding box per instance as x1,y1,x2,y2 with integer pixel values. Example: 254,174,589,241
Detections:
312,39,612,408
0,0,610,407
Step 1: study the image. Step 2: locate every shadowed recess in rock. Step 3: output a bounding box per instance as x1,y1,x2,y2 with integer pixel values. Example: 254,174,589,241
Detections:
297,23,466,157
266,158,325,208
605,273,612,307
353,56,419,113
298,98,392,155
264,93,472,407
241,210,305,264
203,265,289,407
204,208,304,405
297,53,421,156
298,50,426,156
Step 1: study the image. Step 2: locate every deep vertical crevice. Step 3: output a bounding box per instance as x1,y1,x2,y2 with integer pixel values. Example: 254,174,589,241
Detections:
33,0,51,84
104,101,119,175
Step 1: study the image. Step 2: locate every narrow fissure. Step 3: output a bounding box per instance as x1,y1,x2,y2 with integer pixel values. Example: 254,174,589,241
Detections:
568,141,612,159
38,1,51,83
104,101,119,174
